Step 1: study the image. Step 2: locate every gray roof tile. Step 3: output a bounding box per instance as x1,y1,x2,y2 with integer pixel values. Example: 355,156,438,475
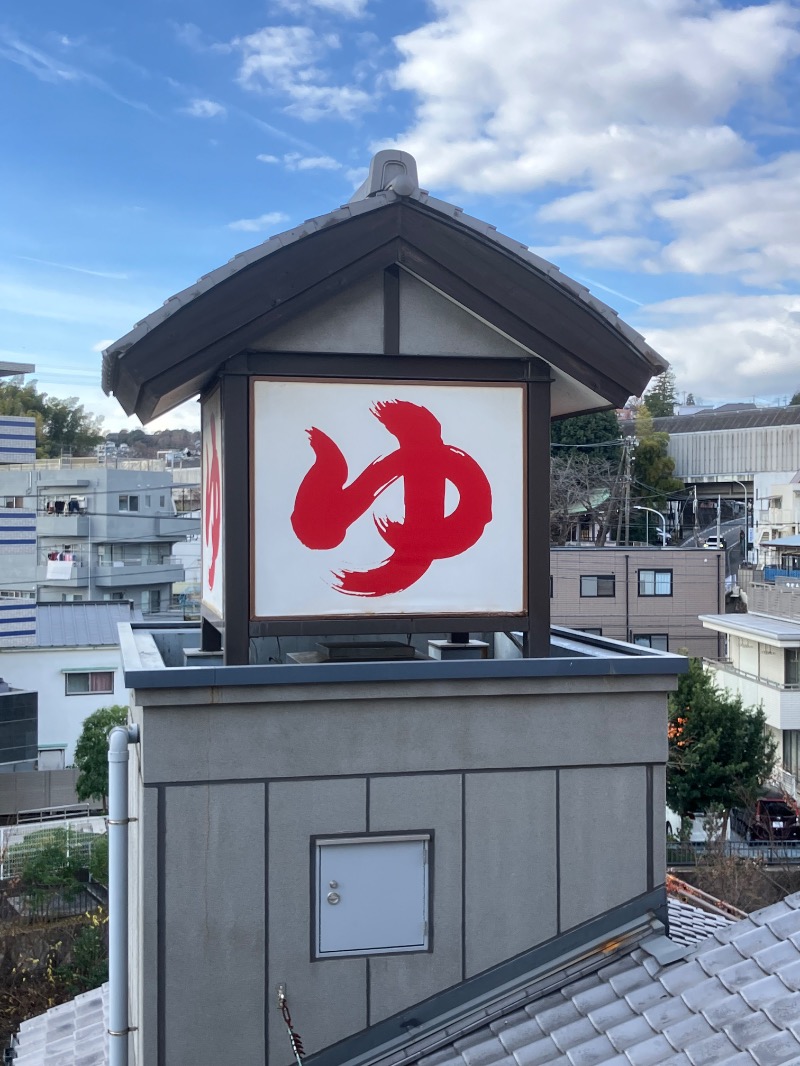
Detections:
681,1031,740,1066
661,1015,715,1052
765,909,800,940
563,1034,617,1066
679,978,728,1014
723,1011,781,1050
762,991,800,1029
659,964,710,998
572,982,621,1015
492,1014,544,1052
776,958,800,991
739,975,790,1011
747,1030,800,1066
642,996,694,1033
752,941,800,974
699,994,749,1029
587,998,637,1031
730,925,781,958
551,1019,598,1053
605,1016,655,1052
510,1036,562,1066
716,959,765,993
622,1033,673,1066
625,983,671,1015
536,1003,583,1035
694,945,744,978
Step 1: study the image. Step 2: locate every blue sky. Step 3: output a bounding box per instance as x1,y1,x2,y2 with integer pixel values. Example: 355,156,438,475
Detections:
2,0,800,431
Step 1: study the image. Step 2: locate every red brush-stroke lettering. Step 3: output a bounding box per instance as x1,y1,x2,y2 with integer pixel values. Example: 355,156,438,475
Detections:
291,400,492,596
204,413,221,591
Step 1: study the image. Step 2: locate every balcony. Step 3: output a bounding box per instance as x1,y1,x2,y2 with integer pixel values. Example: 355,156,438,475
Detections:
705,658,800,731
93,559,185,587
37,514,91,538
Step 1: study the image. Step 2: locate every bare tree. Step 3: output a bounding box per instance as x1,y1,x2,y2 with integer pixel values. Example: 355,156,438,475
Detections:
550,456,618,545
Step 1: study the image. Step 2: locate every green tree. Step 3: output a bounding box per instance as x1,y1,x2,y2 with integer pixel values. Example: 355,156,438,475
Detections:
632,407,683,509
667,658,776,831
0,380,103,458
74,705,129,808
643,369,677,418
550,410,620,461
791,390,800,407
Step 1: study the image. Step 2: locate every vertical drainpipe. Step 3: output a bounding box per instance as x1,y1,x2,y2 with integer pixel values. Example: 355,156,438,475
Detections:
108,723,140,1066
625,554,630,643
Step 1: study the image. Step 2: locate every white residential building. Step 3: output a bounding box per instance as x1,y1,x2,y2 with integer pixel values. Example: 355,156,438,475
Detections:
0,600,140,765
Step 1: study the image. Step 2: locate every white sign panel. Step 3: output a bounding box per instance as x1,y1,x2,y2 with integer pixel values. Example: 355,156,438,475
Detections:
201,388,224,617
252,379,525,618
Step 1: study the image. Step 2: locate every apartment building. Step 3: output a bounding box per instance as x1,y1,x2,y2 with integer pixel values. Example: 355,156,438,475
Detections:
0,463,195,615
551,545,724,657
702,567,800,798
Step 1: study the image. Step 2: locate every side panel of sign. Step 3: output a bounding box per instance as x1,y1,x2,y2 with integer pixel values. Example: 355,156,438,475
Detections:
202,388,224,617
252,379,525,619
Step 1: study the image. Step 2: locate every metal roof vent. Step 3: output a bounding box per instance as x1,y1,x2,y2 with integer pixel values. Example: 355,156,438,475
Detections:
349,150,420,202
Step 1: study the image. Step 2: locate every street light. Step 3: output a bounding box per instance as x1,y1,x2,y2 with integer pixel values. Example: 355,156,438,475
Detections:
728,478,750,565
634,506,667,544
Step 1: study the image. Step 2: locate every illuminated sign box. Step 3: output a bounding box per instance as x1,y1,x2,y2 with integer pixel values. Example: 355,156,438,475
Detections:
251,379,525,621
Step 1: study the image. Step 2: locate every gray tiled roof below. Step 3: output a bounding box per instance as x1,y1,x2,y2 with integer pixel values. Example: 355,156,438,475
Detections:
415,893,800,1066
36,601,141,647
13,982,108,1065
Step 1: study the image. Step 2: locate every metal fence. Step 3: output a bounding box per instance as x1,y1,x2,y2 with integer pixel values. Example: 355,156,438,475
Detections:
667,840,800,866
0,817,107,881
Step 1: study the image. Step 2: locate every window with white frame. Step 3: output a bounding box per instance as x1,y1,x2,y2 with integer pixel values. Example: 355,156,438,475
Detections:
118,495,139,512
580,574,615,597
65,671,114,695
638,569,672,596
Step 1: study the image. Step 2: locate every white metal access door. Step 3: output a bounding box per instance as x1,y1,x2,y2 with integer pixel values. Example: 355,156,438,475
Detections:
316,835,429,958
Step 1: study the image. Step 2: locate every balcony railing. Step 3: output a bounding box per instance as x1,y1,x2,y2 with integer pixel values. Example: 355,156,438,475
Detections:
705,658,800,691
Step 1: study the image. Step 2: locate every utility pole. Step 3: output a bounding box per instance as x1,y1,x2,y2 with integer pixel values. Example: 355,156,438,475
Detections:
623,438,633,546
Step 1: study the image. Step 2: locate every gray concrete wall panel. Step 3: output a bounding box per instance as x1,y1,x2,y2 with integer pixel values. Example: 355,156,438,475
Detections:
398,273,529,358
559,766,648,930
268,778,367,1063
163,783,265,1066
252,274,383,353
652,764,667,889
465,771,558,977
367,774,462,1023
140,689,667,784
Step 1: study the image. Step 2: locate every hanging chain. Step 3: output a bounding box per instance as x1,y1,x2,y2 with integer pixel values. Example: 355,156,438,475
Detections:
277,987,306,1066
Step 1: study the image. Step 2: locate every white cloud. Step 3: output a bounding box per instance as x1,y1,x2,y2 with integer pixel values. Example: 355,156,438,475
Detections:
283,152,341,170
257,154,281,164
276,0,369,17
533,235,661,269
232,25,371,120
181,98,226,119
636,294,800,401
652,154,800,285
92,339,114,353
228,211,290,233
388,1,800,246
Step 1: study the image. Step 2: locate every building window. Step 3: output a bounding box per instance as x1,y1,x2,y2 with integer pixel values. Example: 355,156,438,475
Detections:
579,628,603,636
142,589,161,614
580,575,615,597
2,496,23,508
784,730,800,778
638,569,673,596
145,495,151,507
633,634,669,652
118,495,139,512
65,671,114,695
550,575,553,598
160,495,166,507
786,649,800,687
